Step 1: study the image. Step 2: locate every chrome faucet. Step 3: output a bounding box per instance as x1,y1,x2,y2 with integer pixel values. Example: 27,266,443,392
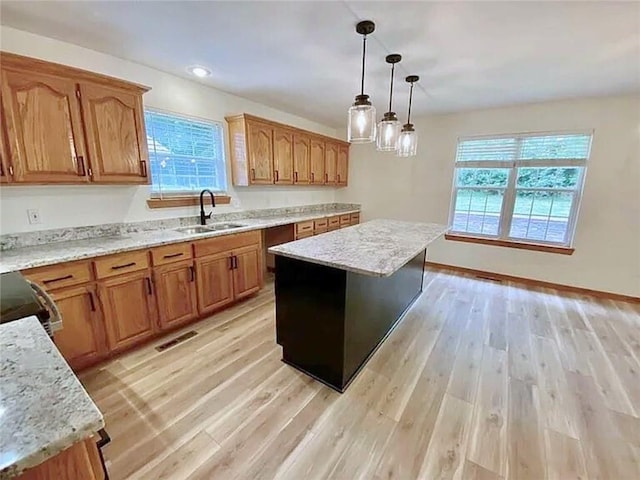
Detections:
199,189,216,225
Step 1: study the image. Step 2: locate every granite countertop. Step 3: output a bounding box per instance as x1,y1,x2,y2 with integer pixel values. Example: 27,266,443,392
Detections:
268,219,448,277
0,316,104,479
0,208,359,273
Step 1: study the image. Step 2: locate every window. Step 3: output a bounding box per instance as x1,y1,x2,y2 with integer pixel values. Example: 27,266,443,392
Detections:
448,132,592,248
145,110,227,196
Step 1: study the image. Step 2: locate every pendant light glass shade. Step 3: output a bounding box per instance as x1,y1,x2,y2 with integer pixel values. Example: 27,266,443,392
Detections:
348,21,376,143
376,113,401,151
348,96,377,143
397,124,418,157
396,75,419,157
376,54,402,152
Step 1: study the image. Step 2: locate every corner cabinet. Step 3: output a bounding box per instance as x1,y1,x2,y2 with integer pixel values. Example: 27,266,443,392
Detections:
225,113,349,187
0,51,150,185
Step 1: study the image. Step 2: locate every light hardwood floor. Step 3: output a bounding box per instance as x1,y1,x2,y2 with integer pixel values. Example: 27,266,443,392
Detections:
80,269,640,480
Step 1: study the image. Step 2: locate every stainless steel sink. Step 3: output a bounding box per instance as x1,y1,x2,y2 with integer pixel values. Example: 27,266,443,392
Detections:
173,226,215,235
208,223,245,231
173,223,245,235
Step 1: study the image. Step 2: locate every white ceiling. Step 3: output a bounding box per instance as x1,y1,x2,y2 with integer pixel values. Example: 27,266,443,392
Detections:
1,1,639,128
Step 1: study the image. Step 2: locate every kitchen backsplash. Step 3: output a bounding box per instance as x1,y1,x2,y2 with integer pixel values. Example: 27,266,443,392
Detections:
0,203,360,251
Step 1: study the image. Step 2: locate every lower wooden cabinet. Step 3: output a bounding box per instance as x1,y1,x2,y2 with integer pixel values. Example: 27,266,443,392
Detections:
51,285,108,370
232,245,261,300
98,269,158,352
17,437,105,480
154,259,198,330
195,252,235,315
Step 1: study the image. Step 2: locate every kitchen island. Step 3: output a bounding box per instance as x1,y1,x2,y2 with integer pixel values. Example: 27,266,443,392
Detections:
268,219,447,392
0,316,106,479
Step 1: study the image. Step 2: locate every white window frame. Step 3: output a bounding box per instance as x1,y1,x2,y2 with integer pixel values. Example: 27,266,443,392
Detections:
145,108,228,198
447,130,592,247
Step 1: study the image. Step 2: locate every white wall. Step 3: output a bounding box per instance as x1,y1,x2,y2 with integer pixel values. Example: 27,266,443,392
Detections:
337,95,640,297
0,26,341,233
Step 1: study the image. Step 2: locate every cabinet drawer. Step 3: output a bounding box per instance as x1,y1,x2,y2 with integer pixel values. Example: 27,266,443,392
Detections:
23,261,93,290
313,218,328,229
314,226,328,235
151,242,193,266
296,231,314,240
328,216,340,230
295,221,314,235
194,230,261,258
94,250,150,279
339,214,351,226
350,213,360,224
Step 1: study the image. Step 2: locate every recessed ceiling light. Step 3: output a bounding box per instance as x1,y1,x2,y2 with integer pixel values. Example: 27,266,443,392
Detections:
188,65,211,78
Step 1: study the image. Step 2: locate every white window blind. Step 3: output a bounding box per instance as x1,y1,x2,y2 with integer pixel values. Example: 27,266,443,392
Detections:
449,132,592,246
145,110,227,197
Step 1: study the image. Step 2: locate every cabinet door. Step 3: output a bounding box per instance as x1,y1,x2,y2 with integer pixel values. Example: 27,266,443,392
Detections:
1,69,88,183
273,128,294,184
292,133,310,184
0,116,10,183
154,260,198,330
246,120,274,184
337,145,349,186
79,82,149,184
325,142,338,185
309,137,325,185
232,245,261,300
51,285,108,370
98,270,157,352
195,252,234,315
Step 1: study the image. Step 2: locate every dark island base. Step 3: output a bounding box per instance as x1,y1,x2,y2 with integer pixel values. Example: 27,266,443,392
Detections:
274,249,426,392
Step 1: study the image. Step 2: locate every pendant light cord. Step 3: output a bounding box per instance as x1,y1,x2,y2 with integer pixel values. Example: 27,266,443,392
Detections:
360,35,367,96
407,81,414,123
388,63,395,113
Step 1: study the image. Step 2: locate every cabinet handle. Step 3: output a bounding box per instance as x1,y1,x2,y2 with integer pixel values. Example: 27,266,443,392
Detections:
88,291,96,312
145,277,153,295
337,174,341,183
311,172,314,183
294,171,298,182
274,169,279,182
232,255,238,269
43,274,74,284
228,256,234,271
163,252,183,259
140,160,148,177
77,156,86,176
251,168,256,181
111,262,136,270
325,173,328,183
189,265,195,282
8,165,14,177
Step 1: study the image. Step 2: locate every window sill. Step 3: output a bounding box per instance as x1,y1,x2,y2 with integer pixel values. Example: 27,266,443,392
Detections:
444,233,575,255
147,195,232,209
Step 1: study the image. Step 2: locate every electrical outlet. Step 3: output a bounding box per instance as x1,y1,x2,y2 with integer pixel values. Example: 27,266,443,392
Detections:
27,209,41,225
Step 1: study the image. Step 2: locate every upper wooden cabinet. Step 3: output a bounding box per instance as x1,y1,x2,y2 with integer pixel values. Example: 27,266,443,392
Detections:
225,113,349,187
293,133,310,184
337,145,349,186
325,141,339,185
247,120,274,184
309,137,325,185
79,83,149,183
0,52,150,185
273,128,294,184
1,69,89,183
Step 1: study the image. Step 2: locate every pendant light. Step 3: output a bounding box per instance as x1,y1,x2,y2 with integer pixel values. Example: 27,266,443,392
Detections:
397,75,419,157
348,20,376,143
376,54,402,151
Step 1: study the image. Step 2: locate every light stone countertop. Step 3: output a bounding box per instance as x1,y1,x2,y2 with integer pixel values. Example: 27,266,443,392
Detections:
268,219,448,277
0,208,359,273
0,316,104,479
